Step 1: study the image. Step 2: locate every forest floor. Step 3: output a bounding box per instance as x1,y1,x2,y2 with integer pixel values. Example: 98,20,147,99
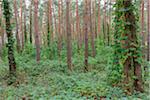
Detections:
0,45,149,100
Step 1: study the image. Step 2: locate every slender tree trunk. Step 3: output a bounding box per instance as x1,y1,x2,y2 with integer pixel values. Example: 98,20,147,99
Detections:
109,0,112,27
141,0,145,47
97,0,101,37
0,2,1,28
3,0,16,83
47,1,50,46
60,0,64,42
70,10,74,40
84,0,89,71
49,0,53,42
147,0,150,61
58,0,62,56
89,0,96,57
47,0,52,46
29,1,33,44
20,0,24,51
66,0,72,71
1,19,4,46
53,6,57,40
34,0,40,63
76,0,80,49
107,22,110,46
23,0,27,43
14,0,21,53
103,0,107,45
0,2,2,51
92,0,97,39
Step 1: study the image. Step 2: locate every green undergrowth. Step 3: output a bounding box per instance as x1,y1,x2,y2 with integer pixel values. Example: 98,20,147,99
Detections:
0,42,149,100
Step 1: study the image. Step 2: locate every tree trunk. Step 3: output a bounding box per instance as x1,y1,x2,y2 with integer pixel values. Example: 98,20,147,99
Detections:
29,1,33,44
89,0,96,57
103,0,107,45
92,0,97,39
0,2,2,52
3,0,16,83
20,0,24,51
1,19,4,46
76,0,81,50
97,0,101,37
23,0,27,43
14,0,21,53
53,6,57,40
47,1,50,46
49,0,53,42
147,0,150,61
66,0,72,71
60,0,64,42
58,0,62,57
141,0,145,49
123,0,143,92
84,0,89,71
34,0,40,63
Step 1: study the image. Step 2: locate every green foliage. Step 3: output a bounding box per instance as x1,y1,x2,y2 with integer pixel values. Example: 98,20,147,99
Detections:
108,0,143,86
0,40,149,99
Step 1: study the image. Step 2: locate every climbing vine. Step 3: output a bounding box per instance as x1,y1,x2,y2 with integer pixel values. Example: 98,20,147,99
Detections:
3,0,16,84
109,0,143,92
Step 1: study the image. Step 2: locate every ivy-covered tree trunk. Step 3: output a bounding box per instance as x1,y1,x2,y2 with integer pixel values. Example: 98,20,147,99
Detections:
114,0,143,92
124,0,143,92
3,0,16,80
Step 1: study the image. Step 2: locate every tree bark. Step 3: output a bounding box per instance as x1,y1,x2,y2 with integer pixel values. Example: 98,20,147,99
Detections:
66,0,72,71
58,0,62,57
103,0,107,45
1,19,4,46
14,0,21,53
34,0,40,63
89,0,96,57
0,2,2,53
141,0,145,48
147,0,150,61
123,0,143,92
84,0,89,71
29,1,33,44
47,1,50,46
97,0,101,37
20,0,24,51
92,0,97,39
76,0,81,49
3,0,16,83
23,0,27,43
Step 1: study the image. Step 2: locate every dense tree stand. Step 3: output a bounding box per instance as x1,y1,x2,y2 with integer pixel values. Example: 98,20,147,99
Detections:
1,0,149,98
